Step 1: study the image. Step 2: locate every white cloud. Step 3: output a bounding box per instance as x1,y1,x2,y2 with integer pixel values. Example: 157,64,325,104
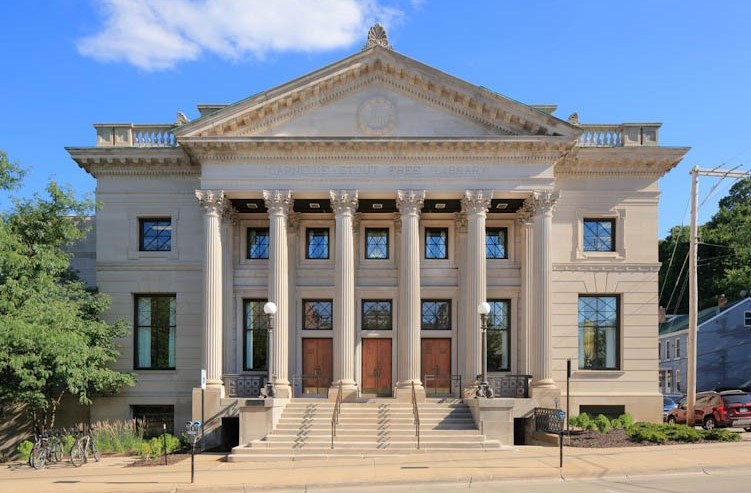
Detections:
77,0,401,71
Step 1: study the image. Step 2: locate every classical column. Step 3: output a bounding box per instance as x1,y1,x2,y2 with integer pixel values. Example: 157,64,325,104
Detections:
517,200,535,376
395,190,425,400
195,189,225,391
530,191,559,388
461,190,493,382
263,190,293,398
330,190,358,399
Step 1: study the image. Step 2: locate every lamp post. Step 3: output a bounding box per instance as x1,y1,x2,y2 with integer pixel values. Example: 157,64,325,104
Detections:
263,301,277,398
477,302,493,398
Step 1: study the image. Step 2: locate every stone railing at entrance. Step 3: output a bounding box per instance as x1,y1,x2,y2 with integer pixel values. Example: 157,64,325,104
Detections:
94,124,176,147
577,123,661,147
223,374,266,398
487,374,532,398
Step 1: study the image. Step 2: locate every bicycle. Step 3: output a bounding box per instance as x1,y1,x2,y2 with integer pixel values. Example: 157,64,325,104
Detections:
29,432,49,470
69,426,100,467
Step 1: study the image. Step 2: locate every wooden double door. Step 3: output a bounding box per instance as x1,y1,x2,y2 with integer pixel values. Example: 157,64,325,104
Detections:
361,338,392,396
421,338,452,395
302,338,332,396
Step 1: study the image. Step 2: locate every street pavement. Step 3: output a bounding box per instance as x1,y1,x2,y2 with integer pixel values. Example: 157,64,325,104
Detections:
3,437,751,493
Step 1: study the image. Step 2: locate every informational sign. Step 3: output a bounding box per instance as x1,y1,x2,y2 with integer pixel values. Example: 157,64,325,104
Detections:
200,369,206,390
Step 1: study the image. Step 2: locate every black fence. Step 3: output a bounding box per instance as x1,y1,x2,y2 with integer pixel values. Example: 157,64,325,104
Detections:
487,374,532,398
534,407,564,433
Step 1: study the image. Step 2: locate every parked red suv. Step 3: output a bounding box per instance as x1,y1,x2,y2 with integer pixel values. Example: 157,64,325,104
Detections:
666,390,751,431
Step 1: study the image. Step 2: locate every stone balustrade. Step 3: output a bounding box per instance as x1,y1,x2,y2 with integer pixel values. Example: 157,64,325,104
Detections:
577,123,661,147
94,124,175,147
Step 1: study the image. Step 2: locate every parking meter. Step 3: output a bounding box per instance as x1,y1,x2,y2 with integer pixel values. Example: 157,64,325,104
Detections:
185,421,201,483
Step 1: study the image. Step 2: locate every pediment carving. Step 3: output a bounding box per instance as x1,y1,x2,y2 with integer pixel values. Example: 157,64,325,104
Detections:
174,49,579,142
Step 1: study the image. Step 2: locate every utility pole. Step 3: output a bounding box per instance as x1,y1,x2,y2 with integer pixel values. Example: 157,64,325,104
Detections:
686,166,749,426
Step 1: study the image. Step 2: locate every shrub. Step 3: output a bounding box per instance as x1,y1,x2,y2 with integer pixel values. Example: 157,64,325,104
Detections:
569,413,596,431
17,440,33,462
704,429,741,442
627,423,668,443
594,414,612,433
626,422,741,444
91,420,143,454
611,414,634,430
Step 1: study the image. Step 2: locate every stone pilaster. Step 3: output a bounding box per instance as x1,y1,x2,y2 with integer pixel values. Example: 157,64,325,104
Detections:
516,200,535,376
395,190,426,400
195,189,225,391
530,191,559,392
222,203,237,375
329,190,359,400
263,190,293,398
461,190,493,381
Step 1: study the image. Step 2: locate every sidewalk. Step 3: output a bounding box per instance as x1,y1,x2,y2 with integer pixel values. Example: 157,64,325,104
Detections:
4,441,751,493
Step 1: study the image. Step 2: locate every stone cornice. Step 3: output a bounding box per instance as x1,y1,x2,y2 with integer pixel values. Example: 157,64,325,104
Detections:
180,137,574,163
66,146,196,177
553,263,661,273
174,49,578,141
555,146,690,177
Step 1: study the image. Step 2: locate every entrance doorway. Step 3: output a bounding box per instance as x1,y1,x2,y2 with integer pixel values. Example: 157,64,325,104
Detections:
421,338,451,396
302,338,332,396
362,338,392,396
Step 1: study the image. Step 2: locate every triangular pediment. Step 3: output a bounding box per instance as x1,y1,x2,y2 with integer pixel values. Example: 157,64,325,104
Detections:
174,46,579,141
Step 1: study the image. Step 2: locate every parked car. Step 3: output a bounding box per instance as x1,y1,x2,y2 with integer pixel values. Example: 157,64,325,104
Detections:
666,390,751,430
663,396,678,419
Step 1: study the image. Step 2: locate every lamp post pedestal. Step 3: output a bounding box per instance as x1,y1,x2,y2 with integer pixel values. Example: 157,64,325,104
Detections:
476,306,494,398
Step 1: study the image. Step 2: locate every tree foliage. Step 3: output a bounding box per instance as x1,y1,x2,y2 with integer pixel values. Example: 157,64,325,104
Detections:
660,177,751,313
0,152,135,430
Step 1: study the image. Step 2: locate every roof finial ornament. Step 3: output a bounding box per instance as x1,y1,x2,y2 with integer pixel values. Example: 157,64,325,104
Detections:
363,23,391,50
567,112,580,125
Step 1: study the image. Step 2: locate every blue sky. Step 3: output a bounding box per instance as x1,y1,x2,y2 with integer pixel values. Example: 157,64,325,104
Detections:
1,0,750,238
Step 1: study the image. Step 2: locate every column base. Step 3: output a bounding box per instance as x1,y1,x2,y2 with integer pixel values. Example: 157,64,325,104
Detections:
529,384,561,409
328,381,358,401
394,381,425,402
191,385,226,450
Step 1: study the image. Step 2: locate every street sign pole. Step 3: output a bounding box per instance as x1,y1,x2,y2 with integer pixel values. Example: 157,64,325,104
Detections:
200,369,206,450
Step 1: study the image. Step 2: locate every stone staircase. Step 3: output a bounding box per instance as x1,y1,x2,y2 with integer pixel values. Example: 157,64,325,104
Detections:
228,398,501,459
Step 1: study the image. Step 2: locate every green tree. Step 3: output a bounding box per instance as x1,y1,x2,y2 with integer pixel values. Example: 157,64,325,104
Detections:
0,152,135,430
660,177,751,312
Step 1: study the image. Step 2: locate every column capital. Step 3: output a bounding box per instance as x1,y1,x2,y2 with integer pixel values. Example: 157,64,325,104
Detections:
222,202,239,225
263,190,293,216
517,198,536,225
396,190,425,215
330,190,359,215
530,190,559,216
195,189,225,215
461,190,493,215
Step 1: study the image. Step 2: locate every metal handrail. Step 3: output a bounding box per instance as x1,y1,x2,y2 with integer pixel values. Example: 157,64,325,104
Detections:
331,381,342,449
411,381,420,449
424,374,462,398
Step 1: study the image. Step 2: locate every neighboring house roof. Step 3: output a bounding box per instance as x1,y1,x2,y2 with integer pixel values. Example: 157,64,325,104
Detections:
659,298,751,336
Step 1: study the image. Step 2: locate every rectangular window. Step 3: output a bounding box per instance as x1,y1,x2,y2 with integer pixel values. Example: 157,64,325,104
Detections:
666,370,673,392
365,228,389,259
675,369,682,392
140,218,172,251
306,228,330,259
578,295,619,370
658,342,662,361
132,405,174,438
421,300,451,330
486,228,508,259
425,228,448,259
675,338,680,359
666,340,671,360
659,371,665,391
135,295,176,369
745,311,751,327
247,228,269,259
243,300,269,371
362,300,392,330
487,299,510,371
583,218,615,252
303,300,333,330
